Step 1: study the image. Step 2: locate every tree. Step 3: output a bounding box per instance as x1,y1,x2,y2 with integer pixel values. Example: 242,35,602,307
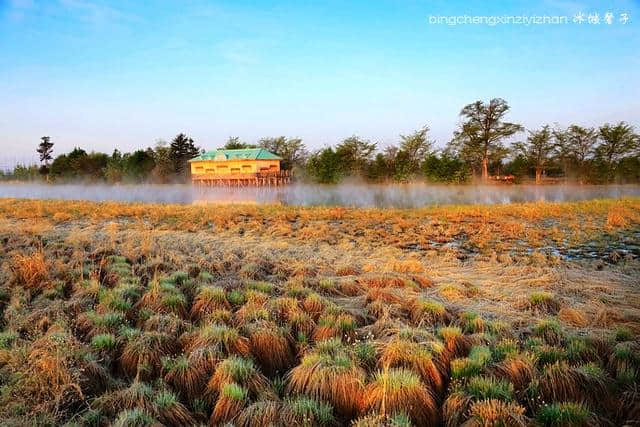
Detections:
335,136,376,176
566,125,598,183
169,133,200,180
597,122,639,182
503,154,532,182
50,148,86,179
422,151,471,183
258,136,307,170
48,147,108,181
512,125,554,183
306,147,343,184
104,149,124,183
552,126,572,178
124,149,156,181
398,126,433,177
223,136,256,150
37,136,54,178
152,140,174,183
365,152,394,181
451,98,523,180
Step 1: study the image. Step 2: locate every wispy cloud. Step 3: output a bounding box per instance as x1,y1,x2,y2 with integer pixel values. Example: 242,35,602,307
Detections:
3,0,35,21
542,0,587,14
57,0,138,26
10,0,35,8
217,39,266,66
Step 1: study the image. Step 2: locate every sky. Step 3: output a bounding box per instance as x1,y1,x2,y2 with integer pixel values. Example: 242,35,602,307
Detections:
1,0,639,162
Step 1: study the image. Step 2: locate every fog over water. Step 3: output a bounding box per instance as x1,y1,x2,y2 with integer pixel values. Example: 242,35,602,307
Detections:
1,183,640,208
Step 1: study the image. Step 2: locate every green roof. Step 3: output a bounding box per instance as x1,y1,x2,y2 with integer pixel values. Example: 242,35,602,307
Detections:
190,148,282,162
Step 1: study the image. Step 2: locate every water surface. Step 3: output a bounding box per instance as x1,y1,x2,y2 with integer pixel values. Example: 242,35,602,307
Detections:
1,183,639,208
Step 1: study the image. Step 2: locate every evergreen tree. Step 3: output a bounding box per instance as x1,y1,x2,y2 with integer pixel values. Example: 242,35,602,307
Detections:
36,136,54,177
169,133,200,179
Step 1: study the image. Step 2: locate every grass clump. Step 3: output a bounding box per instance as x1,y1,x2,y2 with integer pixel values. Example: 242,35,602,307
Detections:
536,402,593,426
153,389,196,426
467,399,528,426
190,285,229,320
247,321,295,375
363,368,438,426
246,280,276,294
352,412,412,427
378,338,444,395
443,376,515,426
211,383,249,425
527,292,561,314
281,396,336,426
0,331,19,349
286,338,365,417
120,331,175,378
235,400,282,427
450,357,484,380
183,324,250,357
207,356,272,400
354,341,377,371
458,312,485,334
492,353,537,393
614,326,634,342
90,333,118,351
438,326,473,357
112,408,157,427
228,289,247,306
465,376,515,401
409,297,448,325
534,319,565,346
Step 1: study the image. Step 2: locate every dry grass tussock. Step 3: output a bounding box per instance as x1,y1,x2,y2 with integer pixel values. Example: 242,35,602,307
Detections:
0,197,638,425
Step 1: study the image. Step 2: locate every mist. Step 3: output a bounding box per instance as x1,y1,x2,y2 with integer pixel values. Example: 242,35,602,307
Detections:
1,183,639,208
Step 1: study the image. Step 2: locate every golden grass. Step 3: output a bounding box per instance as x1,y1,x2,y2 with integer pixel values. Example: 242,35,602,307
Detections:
247,320,295,375
466,399,528,426
120,331,175,379
286,340,365,418
11,252,49,291
377,338,444,396
0,197,639,425
492,353,537,393
362,368,438,426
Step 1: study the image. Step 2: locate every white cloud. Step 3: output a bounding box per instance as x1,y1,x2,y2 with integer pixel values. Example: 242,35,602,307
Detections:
217,39,264,66
4,0,35,21
10,0,35,9
57,0,138,26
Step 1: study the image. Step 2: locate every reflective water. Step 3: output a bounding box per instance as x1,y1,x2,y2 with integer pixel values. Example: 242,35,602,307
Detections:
1,183,639,207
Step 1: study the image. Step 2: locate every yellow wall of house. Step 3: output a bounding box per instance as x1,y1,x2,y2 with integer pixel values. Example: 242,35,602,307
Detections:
191,159,280,175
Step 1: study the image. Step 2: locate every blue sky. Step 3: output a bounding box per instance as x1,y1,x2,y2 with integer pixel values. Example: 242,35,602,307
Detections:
1,0,639,159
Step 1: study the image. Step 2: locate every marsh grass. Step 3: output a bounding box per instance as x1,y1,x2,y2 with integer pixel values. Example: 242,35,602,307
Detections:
363,368,438,426
286,339,365,417
0,198,638,425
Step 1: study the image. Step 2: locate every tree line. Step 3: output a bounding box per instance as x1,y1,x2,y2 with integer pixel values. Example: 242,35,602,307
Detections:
2,98,638,184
